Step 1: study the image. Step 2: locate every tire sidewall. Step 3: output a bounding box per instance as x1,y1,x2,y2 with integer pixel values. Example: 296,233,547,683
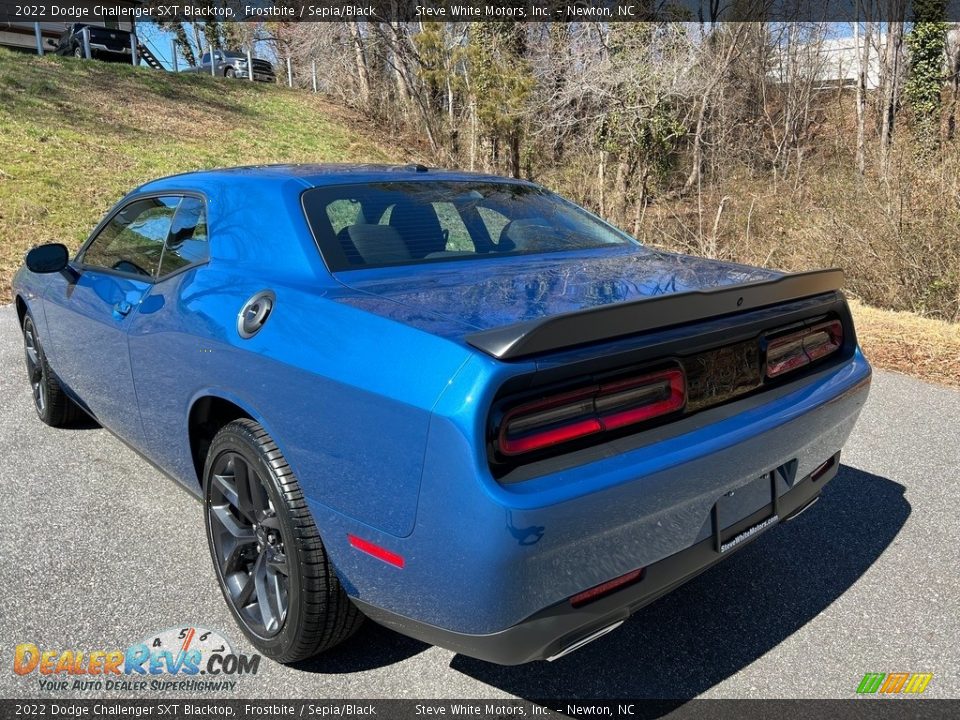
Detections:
22,314,48,423
202,425,306,659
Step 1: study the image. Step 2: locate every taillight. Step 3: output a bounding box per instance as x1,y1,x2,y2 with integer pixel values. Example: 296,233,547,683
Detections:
765,319,843,379
498,368,686,456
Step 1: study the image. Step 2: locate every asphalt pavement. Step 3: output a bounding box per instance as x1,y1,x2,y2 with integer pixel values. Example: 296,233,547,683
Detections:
0,302,958,700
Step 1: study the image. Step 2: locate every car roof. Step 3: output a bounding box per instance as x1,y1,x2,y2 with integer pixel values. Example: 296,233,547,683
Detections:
136,164,533,192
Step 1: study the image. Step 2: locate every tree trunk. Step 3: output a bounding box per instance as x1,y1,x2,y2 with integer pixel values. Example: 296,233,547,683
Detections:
349,21,371,105
510,132,521,179
879,18,905,179
946,25,960,141
597,150,607,216
854,19,871,175
469,101,478,171
632,168,650,237
683,94,709,193
389,22,411,107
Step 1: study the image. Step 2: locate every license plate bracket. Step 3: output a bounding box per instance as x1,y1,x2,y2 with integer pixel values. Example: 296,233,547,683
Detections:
712,465,788,554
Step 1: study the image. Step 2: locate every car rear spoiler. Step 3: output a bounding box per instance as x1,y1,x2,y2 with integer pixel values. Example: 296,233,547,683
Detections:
465,268,844,360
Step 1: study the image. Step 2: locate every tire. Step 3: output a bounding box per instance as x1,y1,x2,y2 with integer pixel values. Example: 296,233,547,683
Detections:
224,67,235,78
73,46,83,59
22,314,80,427
203,419,362,662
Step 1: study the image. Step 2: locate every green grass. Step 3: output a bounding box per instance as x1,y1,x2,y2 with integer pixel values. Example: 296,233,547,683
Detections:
0,49,399,297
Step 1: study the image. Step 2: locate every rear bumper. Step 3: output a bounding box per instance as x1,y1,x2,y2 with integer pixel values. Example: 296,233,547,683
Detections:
90,44,131,55
319,351,871,658
235,67,275,82
355,454,839,665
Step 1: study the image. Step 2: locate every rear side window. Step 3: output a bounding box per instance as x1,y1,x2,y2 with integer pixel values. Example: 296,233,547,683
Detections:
159,197,208,276
301,181,635,271
82,196,179,279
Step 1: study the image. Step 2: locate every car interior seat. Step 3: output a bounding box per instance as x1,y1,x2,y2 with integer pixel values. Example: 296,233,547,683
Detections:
388,202,447,258
339,224,411,265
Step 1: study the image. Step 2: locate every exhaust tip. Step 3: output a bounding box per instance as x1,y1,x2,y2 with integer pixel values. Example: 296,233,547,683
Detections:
546,620,625,662
783,495,820,523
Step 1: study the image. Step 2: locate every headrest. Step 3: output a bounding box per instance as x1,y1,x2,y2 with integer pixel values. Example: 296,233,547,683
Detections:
388,202,446,257
343,224,411,265
499,219,554,251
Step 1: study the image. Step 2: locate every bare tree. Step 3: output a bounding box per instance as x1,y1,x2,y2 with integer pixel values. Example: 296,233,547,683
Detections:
853,12,873,175
349,21,371,105
878,4,907,179
682,23,750,194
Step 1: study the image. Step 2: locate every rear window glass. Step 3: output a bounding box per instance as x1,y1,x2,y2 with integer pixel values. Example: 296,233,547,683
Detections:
301,181,635,271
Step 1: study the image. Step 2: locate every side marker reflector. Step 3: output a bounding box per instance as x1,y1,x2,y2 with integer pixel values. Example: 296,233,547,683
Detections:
570,567,645,608
348,534,405,568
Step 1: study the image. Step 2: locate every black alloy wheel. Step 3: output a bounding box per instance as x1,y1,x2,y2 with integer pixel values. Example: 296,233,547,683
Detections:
22,314,79,427
23,316,46,417
208,450,289,636
204,419,363,661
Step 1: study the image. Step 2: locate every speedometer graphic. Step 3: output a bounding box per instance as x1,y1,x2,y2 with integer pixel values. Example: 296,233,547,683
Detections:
135,626,234,671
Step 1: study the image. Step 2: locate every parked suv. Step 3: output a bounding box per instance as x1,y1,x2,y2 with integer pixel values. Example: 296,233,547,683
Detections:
187,51,276,82
54,23,133,62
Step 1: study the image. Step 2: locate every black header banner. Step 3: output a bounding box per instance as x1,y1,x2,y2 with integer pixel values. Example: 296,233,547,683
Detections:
4,0,960,23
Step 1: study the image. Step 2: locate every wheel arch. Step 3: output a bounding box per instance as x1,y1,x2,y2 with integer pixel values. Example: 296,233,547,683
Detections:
15,295,28,327
187,394,254,486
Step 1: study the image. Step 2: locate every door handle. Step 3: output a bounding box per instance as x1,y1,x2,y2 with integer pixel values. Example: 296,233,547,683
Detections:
112,300,133,319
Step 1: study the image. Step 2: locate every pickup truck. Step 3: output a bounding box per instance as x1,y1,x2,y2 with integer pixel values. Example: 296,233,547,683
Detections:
53,24,134,63
184,51,276,83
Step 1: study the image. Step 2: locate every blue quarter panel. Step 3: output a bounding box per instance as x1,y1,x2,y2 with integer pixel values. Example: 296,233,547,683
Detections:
128,273,468,537
124,174,470,536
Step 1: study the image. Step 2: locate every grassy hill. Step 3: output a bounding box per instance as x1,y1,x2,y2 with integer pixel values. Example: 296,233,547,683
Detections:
2,49,958,387
0,49,401,297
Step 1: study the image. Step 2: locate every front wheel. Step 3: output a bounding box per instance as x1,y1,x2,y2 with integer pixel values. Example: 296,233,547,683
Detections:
22,314,80,427
203,419,363,662
224,67,235,78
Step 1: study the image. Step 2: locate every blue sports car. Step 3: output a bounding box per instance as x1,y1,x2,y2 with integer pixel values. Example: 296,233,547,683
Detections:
13,164,871,664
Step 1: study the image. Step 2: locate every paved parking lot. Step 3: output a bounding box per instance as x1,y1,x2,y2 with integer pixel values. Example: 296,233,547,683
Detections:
0,303,958,700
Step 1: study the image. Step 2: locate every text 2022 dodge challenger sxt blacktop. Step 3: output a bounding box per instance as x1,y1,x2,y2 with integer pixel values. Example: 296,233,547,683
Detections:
13,164,871,664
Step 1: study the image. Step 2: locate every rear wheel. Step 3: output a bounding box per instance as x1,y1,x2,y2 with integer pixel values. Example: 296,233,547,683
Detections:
203,419,363,662
22,314,80,427
73,46,83,59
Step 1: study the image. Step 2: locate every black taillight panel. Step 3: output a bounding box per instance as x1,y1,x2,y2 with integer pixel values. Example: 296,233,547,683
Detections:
488,299,856,478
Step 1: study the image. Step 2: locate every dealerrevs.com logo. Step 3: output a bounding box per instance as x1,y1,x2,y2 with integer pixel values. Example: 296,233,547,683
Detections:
13,626,261,693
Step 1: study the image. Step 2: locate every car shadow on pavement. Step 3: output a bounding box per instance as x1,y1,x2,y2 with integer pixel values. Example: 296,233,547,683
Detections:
290,619,430,674
65,413,101,430
449,465,909,705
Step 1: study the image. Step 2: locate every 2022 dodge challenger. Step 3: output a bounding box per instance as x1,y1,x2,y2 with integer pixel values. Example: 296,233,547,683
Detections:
13,164,872,665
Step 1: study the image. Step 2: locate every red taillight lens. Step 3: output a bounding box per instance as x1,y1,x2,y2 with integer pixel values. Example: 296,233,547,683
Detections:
498,368,686,456
765,320,843,379
596,370,686,430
